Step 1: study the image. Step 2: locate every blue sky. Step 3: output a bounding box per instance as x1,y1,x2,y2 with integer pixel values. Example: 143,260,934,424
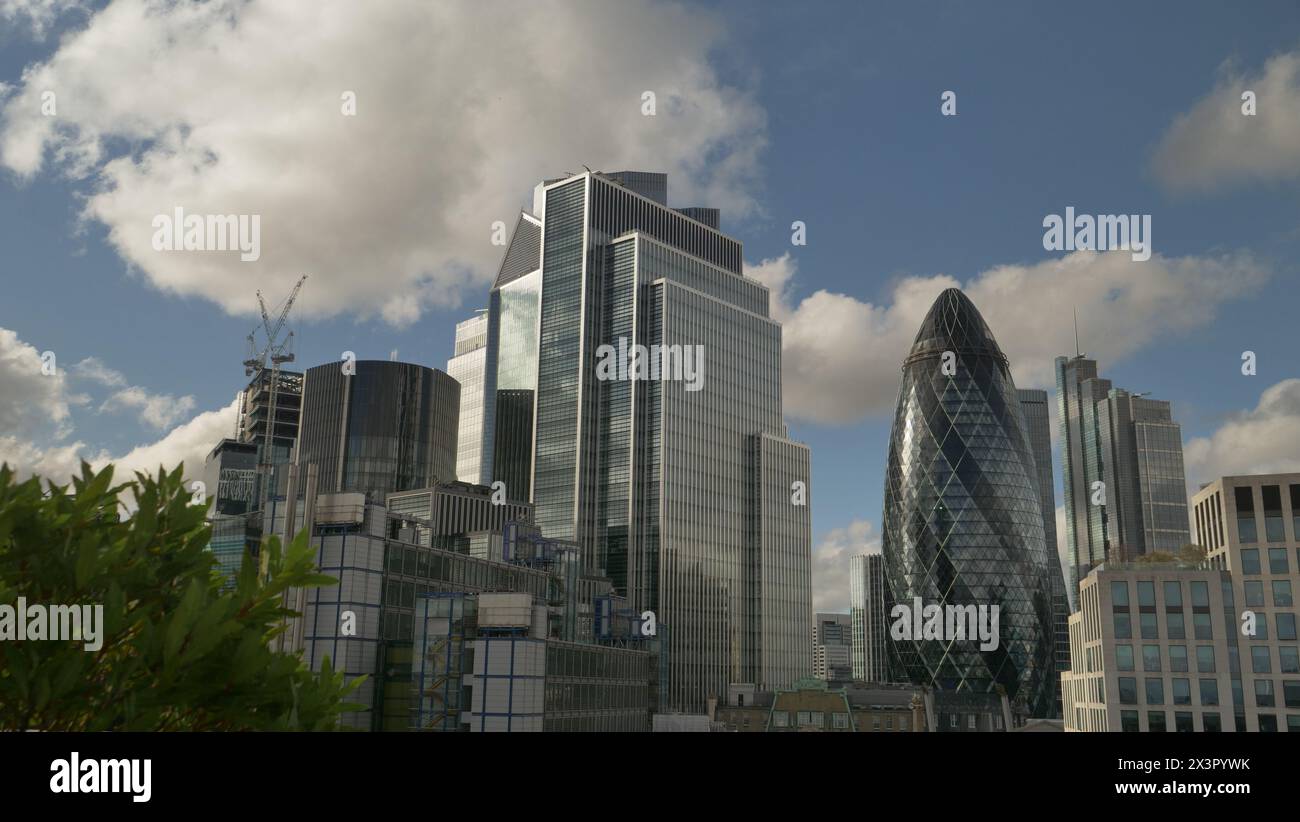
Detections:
1,0,1297,611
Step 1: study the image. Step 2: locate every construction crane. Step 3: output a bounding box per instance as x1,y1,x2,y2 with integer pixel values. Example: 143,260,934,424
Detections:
243,274,307,516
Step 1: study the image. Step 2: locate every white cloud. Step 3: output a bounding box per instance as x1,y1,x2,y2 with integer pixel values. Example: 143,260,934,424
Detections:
1184,378,1300,486
747,249,1269,425
107,398,238,484
0,0,766,326
0,326,234,490
812,518,880,614
71,355,127,387
100,385,197,430
0,327,73,438
0,398,236,492
1152,50,1300,192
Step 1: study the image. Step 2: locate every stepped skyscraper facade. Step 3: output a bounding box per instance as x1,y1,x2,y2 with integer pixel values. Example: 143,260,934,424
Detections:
881,289,1056,717
1056,354,1190,610
467,171,812,711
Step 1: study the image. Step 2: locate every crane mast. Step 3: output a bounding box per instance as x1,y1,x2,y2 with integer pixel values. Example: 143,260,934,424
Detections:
242,275,307,520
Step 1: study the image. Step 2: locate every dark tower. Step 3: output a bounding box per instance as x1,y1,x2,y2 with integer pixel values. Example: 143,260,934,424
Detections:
881,288,1056,717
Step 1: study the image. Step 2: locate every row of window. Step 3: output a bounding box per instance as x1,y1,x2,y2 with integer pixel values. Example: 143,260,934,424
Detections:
1117,676,1300,708
1237,547,1296,574
1121,710,1300,732
1233,484,1300,545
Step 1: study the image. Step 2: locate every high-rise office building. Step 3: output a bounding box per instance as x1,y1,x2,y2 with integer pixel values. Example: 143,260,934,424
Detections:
482,170,811,711
485,212,542,503
1056,355,1190,609
881,289,1056,717
447,312,492,485
201,438,260,582
235,369,303,464
1192,474,1300,732
813,613,853,681
296,360,459,502
1018,388,1072,718
850,553,889,682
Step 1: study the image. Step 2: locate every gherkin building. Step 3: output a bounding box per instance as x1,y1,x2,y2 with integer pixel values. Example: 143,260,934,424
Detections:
881,288,1056,717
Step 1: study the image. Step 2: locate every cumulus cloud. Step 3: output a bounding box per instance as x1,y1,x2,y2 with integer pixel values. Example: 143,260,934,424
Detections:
0,398,237,491
1151,50,1300,192
747,249,1269,425
0,327,74,438
99,385,197,430
0,0,766,326
1184,378,1300,486
812,518,880,614
0,326,235,489
106,398,238,484
72,355,127,387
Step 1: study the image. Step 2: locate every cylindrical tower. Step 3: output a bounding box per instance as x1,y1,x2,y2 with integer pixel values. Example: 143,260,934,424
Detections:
297,360,460,502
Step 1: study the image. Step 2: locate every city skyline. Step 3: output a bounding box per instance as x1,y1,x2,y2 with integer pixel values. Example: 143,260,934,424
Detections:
2,0,1300,622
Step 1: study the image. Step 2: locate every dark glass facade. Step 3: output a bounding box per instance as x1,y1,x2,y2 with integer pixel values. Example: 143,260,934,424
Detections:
492,389,534,502
297,361,459,502
882,289,1056,717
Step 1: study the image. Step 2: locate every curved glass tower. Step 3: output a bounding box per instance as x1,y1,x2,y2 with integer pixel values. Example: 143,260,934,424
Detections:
298,361,460,502
881,288,1055,716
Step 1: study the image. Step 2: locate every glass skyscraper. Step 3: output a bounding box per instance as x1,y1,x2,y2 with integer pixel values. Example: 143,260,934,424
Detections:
475,171,812,711
850,552,889,682
1056,355,1190,609
1018,387,1071,718
447,312,491,485
881,289,1056,717
296,360,460,502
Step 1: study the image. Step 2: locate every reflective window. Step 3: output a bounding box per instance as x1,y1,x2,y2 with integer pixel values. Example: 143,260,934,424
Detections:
1140,613,1158,640
1114,612,1132,639
1169,645,1188,672
1118,677,1138,705
1255,679,1275,707
1262,486,1285,542
1142,645,1162,672
1280,646,1300,674
1116,644,1135,671
1245,580,1265,607
1240,548,1260,574
1145,677,1164,705
1273,580,1294,607
1196,645,1216,673
1199,678,1219,706
1284,681,1300,709
1268,547,1289,574
1278,613,1297,642
1120,710,1139,732
1235,487,1257,543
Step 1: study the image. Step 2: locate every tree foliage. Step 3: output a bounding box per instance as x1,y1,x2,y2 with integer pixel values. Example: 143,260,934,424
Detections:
0,461,362,730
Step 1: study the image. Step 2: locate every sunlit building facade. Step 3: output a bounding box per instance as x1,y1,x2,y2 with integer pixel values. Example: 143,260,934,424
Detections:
482,171,812,711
